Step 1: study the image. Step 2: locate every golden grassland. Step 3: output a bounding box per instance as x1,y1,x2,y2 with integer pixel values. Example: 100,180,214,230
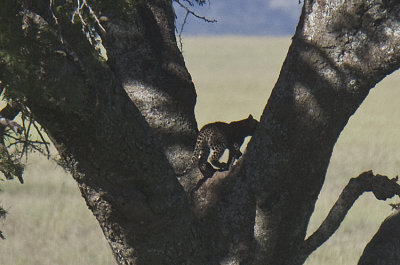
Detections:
0,36,400,264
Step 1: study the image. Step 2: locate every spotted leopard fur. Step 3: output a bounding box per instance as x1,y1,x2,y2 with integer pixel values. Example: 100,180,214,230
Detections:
180,114,258,177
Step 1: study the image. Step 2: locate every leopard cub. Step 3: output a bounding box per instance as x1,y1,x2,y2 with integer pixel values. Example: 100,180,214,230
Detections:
180,114,258,177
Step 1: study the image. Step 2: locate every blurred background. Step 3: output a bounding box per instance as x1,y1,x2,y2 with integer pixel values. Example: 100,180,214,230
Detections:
1,1,400,264
173,0,302,36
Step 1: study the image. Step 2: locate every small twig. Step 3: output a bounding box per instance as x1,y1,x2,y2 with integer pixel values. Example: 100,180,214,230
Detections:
2,133,19,141
175,0,217,23
85,2,106,32
6,105,50,159
20,111,28,160
7,140,50,148
389,202,400,210
71,0,83,24
25,114,34,158
32,121,51,159
174,0,217,52
30,145,51,157
178,11,190,51
71,0,106,32
5,107,50,159
49,0,59,24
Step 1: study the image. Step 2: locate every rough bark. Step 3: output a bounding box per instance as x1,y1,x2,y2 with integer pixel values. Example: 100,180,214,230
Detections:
1,1,211,264
244,1,400,264
97,0,198,173
1,0,400,265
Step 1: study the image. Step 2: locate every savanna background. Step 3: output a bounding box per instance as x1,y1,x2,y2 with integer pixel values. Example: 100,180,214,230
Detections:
1,2,400,265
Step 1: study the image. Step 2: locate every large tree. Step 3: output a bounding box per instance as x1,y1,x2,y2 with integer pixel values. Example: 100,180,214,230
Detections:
1,0,400,264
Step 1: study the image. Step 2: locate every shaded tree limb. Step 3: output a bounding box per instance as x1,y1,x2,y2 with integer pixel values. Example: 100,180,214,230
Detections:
245,1,400,263
98,0,200,174
297,171,400,262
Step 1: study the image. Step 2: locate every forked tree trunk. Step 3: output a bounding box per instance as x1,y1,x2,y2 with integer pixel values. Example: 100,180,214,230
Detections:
245,1,400,264
1,1,400,265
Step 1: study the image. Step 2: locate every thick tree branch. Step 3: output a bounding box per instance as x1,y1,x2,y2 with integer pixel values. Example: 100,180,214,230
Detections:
299,171,400,260
244,1,400,264
98,0,199,173
0,2,215,264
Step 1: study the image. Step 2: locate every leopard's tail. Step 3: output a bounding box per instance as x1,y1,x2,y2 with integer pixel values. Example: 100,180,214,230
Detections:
177,136,203,176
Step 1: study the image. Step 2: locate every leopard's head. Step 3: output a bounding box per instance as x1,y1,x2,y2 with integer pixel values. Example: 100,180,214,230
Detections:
246,114,259,134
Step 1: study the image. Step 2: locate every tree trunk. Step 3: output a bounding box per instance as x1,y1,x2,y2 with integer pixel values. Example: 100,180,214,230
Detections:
1,0,400,265
96,0,198,173
244,1,400,264
1,1,212,264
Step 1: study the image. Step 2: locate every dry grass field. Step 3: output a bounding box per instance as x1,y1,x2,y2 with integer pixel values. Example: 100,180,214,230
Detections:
0,36,399,264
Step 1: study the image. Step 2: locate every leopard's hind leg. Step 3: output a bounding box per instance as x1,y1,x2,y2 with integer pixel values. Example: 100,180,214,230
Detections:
209,144,228,171
197,147,215,178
